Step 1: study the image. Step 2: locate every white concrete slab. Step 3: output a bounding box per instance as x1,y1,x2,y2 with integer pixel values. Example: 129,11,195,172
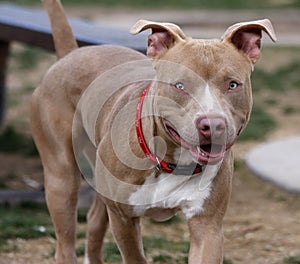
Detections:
245,137,300,193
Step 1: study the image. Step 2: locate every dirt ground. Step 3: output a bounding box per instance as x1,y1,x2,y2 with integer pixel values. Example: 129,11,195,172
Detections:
1,6,300,264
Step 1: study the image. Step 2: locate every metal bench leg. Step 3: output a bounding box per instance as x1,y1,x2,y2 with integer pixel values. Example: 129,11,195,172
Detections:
0,41,10,127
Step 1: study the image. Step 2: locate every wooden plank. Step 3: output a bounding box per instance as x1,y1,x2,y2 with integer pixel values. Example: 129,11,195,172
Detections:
0,23,55,51
0,3,147,52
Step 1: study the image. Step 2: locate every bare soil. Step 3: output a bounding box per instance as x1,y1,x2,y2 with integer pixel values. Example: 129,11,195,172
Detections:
1,7,300,264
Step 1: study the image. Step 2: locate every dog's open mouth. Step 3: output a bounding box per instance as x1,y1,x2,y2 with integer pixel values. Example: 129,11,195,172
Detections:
165,122,226,164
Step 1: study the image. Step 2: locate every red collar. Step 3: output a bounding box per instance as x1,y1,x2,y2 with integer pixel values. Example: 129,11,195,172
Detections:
135,83,202,175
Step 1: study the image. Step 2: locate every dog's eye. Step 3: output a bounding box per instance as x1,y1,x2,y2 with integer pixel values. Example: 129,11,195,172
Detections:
174,82,185,90
228,81,239,91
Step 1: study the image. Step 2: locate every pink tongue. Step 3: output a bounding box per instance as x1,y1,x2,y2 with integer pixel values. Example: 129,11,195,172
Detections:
201,144,224,157
189,144,226,164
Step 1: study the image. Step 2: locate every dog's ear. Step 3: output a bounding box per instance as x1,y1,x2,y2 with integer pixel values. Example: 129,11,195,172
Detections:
221,19,277,64
131,19,186,58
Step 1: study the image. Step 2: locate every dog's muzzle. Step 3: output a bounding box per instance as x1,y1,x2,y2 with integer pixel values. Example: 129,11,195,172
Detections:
136,83,242,174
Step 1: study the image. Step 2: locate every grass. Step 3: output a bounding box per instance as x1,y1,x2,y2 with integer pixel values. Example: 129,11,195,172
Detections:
238,103,276,141
144,236,190,253
0,201,234,263
78,209,88,223
0,203,54,248
12,46,48,71
237,60,300,141
264,98,278,106
0,125,38,156
152,253,173,262
0,202,88,246
223,258,233,264
0,173,18,188
103,241,122,262
237,59,300,141
252,62,300,94
8,0,300,9
0,241,18,254
282,105,299,115
101,236,232,263
284,253,300,264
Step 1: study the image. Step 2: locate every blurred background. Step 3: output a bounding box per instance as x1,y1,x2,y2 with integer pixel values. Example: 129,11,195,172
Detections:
0,0,299,263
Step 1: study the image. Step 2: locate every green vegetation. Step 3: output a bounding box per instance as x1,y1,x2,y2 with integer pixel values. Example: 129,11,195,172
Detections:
75,243,86,257
0,203,54,248
8,0,300,9
0,173,18,189
152,253,173,262
0,126,38,156
264,98,278,106
282,105,299,115
238,104,276,141
238,59,300,141
0,201,234,262
252,62,300,94
103,241,122,262
77,209,88,223
284,253,300,264
0,203,89,252
144,236,190,253
223,258,233,264
238,60,300,141
12,46,48,71
101,236,232,263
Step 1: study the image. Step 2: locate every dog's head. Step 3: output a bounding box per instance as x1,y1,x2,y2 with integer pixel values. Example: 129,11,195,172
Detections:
131,19,276,165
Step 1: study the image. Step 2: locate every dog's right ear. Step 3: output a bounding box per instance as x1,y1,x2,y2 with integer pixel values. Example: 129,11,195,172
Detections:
131,20,186,59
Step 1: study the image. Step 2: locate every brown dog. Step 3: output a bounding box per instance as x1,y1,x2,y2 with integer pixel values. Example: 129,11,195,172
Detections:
31,0,276,263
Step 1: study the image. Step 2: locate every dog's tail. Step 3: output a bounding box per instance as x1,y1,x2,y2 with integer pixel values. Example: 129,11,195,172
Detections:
42,0,78,59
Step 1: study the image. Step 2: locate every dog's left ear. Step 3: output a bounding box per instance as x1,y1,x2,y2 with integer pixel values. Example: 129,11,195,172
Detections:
131,19,186,58
221,19,277,64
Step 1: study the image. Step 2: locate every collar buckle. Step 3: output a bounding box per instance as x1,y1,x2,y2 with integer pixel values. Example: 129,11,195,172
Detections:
155,156,161,172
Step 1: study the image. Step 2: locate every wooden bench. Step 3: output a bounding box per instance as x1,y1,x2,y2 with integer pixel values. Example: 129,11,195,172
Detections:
0,3,147,126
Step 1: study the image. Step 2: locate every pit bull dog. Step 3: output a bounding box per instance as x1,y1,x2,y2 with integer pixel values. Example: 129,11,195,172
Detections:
31,0,276,263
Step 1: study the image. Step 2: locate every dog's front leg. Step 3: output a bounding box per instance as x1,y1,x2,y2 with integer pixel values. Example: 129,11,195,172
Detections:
187,215,224,264
107,208,148,264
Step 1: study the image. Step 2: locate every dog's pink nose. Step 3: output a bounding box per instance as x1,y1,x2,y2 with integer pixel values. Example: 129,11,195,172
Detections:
196,116,226,139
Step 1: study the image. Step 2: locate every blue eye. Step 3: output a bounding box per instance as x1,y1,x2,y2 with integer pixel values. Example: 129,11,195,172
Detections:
174,82,185,90
228,81,239,90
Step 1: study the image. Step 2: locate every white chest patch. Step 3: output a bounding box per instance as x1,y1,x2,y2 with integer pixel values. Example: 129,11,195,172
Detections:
128,162,221,219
